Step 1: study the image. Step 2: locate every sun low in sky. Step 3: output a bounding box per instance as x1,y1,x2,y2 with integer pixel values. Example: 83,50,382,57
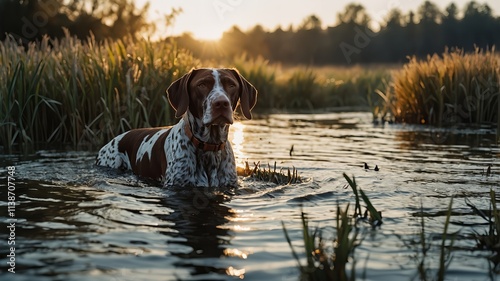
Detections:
137,0,500,41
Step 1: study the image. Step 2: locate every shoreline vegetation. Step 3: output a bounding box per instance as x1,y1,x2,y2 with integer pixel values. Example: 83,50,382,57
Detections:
0,33,499,152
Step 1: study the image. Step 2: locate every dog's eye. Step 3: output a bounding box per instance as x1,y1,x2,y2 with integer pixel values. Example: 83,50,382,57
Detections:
228,83,236,89
197,83,207,89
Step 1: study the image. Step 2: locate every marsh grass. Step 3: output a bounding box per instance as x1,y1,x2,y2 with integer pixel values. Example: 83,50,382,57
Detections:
232,55,278,109
239,161,301,185
233,59,393,112
383,48,500,126
405,198,455,281
282,205,359,281
469,189,500,272
277,65,392,111
282,174,383,281
0,33,198,152
343,173,382,227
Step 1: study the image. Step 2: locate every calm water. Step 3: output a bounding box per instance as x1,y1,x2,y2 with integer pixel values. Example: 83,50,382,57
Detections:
0,112,499,281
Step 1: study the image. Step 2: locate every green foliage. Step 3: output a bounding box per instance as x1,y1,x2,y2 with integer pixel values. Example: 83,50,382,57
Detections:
233,58,392,112
470,189,500,272
0,31,391,151
282,174,384,281
384,48,499,125
343,173,382,227
282,205,359,281
411,198,455,281
232,55,278,109
283,68,319,110
240,161,301,185
0,34,198,151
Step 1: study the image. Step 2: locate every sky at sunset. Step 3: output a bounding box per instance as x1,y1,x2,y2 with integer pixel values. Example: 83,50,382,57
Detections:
136,0,500,40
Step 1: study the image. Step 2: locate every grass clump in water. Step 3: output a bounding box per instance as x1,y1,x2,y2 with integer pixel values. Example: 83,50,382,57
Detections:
281,174,382,281
283,205,360,281
343,173,382,228
238,161,301,185
381,48,499,126
469,189,500,273
404,198,455,281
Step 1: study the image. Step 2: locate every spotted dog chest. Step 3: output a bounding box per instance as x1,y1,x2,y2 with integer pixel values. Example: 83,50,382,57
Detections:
163,120,237,187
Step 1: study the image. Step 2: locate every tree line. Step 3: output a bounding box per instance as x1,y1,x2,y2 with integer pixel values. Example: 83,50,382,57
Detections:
174,1,500,64
1,1,499,65
0,0,150,43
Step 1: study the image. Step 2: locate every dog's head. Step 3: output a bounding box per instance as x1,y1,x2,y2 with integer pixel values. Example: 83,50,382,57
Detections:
166,68,257,126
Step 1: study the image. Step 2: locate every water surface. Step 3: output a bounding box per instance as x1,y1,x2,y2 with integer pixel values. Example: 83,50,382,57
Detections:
1,112,499,280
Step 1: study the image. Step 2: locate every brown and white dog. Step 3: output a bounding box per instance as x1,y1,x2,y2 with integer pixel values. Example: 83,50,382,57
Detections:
96,68,257,188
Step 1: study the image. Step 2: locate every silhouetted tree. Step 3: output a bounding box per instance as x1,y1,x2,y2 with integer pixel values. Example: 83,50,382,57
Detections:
417,1,442,23
384,8,405,28
299,14,322,30
0,0,150,42
443,3,460,47
337,3,371,26
461,1,497,47
415,1,443,56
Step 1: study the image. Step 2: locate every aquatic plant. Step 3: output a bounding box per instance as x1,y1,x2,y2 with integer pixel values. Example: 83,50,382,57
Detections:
469,189,500,272
282,205,360,281
343,173,382,227
281,174,385,281
239,161,302,184
382,48,500,126
406,198,455,281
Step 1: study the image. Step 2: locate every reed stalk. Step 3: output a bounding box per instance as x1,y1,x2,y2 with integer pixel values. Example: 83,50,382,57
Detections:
0,33,197,151
385,48,499,126
282,204,359,281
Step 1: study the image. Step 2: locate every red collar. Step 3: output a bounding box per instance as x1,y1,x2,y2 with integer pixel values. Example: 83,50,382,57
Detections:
184,121,226,152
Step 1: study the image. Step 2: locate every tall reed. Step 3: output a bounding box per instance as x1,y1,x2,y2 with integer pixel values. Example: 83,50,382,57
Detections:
406,198,455,281
384,48,499,125
282,205,359,281
232,54,278,110
0,33,198,152
469,189,500,272
282,174,383,281
232,57,391,112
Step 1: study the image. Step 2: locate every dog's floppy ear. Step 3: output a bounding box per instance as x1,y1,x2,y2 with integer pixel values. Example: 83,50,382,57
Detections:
229,69,258,120
166,69,197,118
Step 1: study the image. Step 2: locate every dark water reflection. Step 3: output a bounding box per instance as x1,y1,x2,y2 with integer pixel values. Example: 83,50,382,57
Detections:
0,112,499,281
163,189,236,277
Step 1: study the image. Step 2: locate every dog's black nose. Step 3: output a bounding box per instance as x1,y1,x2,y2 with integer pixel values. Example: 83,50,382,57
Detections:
213,97,230,109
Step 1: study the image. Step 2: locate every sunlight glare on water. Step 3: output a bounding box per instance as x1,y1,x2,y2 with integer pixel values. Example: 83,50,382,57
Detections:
230,121,247,169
